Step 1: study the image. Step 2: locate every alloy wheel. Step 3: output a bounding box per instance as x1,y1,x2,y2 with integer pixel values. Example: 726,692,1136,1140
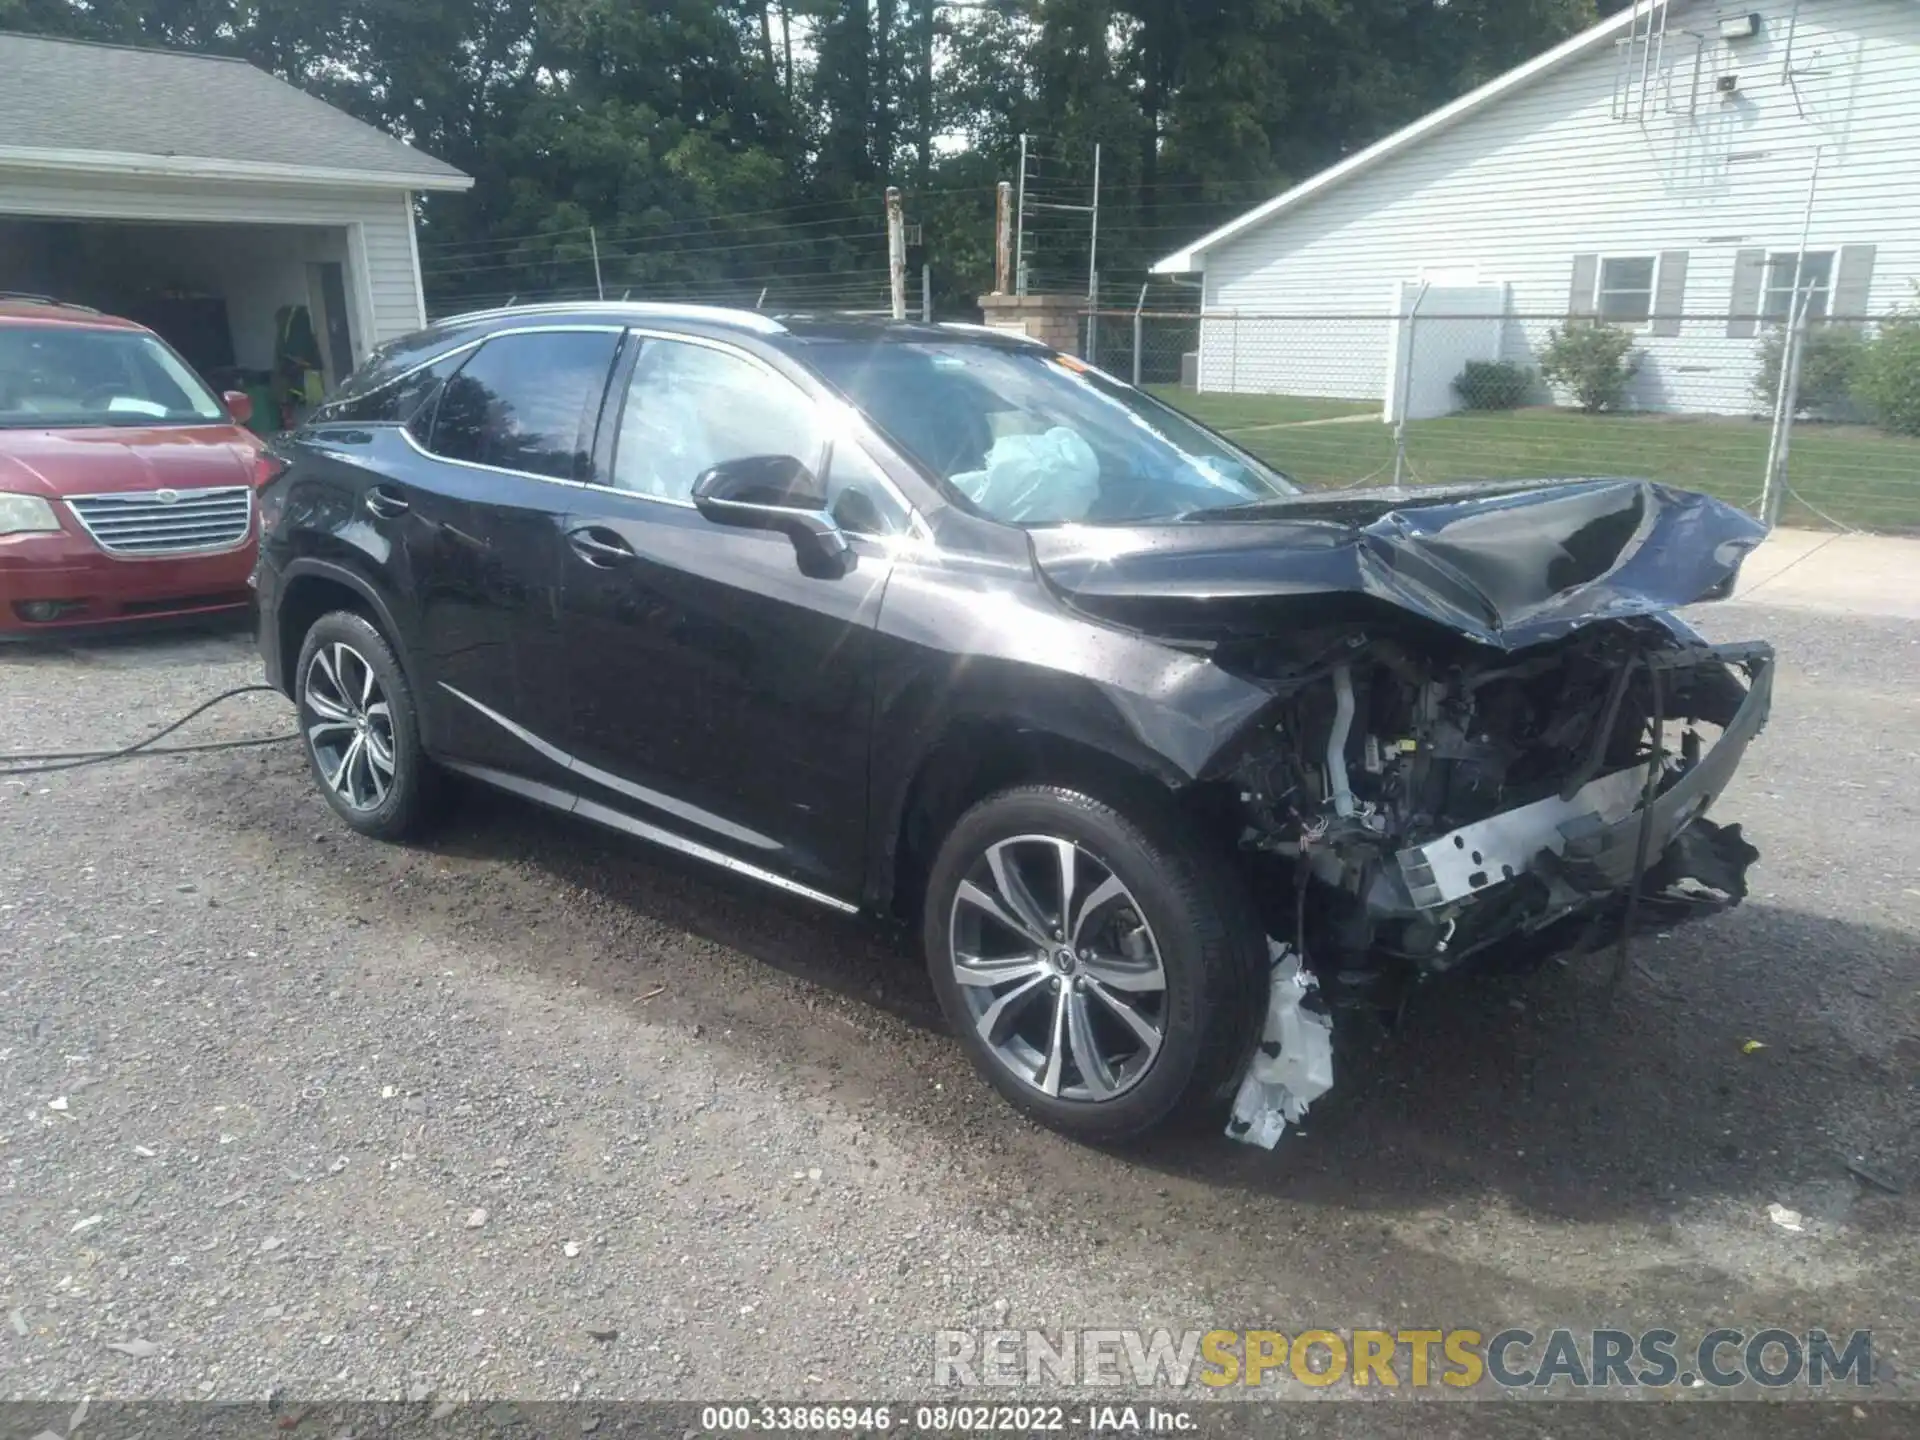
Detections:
947,834,1168,1102
302,641,397,812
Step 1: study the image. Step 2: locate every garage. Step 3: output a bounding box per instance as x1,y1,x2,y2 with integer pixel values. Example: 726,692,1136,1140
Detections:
0,31,470,431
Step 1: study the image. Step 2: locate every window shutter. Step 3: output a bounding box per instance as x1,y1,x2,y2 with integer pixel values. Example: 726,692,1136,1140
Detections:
1831,244,1877,327
1568,254,1599,317
1726,248,1767,338
1650,250,1689,336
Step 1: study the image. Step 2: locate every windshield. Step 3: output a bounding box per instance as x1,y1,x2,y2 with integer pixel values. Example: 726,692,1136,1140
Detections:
0,325,226,429
797,339,1297,525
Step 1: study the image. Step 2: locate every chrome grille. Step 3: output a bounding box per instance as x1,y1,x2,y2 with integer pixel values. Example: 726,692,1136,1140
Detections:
67,486,253,556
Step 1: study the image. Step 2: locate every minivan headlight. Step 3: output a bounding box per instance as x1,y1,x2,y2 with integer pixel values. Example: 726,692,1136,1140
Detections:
0,493,61,535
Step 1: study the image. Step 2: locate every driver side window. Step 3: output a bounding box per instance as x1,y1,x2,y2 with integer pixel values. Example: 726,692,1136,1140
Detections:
610,337,911,535
611,338,822,504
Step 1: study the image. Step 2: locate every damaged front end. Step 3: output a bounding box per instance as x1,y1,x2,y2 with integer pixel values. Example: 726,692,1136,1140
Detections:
1028,476,1773,1146
1218,619,1770,1138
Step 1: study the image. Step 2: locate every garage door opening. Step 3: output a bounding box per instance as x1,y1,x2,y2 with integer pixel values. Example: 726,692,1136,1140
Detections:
0,216,362,434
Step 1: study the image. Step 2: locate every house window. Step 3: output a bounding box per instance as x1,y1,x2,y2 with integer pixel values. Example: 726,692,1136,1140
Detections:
1595,256,1657,324
1763,250,1833,321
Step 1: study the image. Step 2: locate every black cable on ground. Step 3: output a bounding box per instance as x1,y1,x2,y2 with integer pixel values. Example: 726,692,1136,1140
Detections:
0,684,298,776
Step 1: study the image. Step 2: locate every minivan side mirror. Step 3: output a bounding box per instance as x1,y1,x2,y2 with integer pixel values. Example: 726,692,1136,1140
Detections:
691,455,853,578
223,390,254,426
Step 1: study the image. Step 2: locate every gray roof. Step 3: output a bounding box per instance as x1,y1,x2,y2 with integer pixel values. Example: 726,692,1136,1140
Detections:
0,30,469,189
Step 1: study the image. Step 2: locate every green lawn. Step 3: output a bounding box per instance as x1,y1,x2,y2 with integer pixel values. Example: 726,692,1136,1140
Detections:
1149,389,1920,532
1151,389,1378,430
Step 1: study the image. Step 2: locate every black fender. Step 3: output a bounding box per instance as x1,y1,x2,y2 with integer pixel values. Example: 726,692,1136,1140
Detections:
268,557,434,744
859,649,1275,917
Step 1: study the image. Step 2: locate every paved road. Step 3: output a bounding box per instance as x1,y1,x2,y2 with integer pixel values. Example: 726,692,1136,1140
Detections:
1,600,1914,1433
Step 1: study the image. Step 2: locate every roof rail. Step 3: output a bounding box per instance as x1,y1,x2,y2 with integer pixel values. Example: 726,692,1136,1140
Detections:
433,299,786,335
0,291,100,312
937,320,1046,344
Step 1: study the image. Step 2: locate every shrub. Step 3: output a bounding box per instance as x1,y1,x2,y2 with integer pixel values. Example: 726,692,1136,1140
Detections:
1750,325,1865,418
1452,359,1533,410
1856,309,1920,437
1538,321,1641,412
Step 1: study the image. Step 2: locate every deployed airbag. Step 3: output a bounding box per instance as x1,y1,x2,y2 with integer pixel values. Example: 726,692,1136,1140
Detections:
950,426,1100,523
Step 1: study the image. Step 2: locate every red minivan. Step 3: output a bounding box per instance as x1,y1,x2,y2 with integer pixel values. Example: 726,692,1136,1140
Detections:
0,296,274,635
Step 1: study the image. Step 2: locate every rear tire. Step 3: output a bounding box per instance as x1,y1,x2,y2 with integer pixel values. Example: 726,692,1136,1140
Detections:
294,610,441,841
923,785,1266,1143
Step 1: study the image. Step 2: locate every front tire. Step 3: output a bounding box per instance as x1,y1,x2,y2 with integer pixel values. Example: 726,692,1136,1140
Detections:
295,610,439,840
923,785,1265,1143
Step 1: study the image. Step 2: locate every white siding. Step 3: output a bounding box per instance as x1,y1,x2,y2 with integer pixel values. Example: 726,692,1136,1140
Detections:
0,170,426,360
1197,0,1920,413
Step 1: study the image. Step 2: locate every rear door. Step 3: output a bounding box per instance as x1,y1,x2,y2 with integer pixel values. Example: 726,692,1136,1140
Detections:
556,330,918,899
398,325,624,777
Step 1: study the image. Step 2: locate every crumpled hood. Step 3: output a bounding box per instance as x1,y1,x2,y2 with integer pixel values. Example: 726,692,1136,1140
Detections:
1027,478,1766,651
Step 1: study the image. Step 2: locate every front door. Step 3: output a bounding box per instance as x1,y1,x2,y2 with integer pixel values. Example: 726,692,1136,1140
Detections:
557,332,915,899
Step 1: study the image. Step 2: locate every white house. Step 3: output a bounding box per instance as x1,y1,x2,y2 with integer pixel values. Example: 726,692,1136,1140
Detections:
1151,0,1920,416
0,31,471,390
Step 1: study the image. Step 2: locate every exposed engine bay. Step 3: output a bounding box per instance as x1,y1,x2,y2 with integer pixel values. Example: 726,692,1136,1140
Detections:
1228,622,1766,990
1226,616,1771,1005
1216,617,1770,1148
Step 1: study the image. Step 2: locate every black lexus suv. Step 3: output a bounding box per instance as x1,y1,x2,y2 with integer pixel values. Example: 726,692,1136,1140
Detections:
255,302,1772,1145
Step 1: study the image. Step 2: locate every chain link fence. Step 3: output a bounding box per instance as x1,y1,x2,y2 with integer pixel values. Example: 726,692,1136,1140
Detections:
1084,306,1920,534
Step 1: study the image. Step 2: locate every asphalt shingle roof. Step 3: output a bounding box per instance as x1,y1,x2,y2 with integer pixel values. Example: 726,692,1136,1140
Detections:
0,30,468,187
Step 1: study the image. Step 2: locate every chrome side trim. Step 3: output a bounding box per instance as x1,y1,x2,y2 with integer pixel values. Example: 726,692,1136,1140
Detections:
440,759,576,812
440,759,859,914
316,325,626,424
439,683,783,851
358,319,929,541
392,333,931,541
396,423,606,492
570,796,859,913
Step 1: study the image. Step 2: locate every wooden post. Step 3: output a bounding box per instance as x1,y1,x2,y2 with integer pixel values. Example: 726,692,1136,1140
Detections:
886,187,906,320
994,181,1012,295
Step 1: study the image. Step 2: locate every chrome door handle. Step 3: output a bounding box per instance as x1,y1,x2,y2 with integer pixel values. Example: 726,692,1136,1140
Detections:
568,527,635,567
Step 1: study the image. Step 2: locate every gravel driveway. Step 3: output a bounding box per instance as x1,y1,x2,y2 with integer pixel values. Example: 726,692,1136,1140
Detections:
1,602,1915,1433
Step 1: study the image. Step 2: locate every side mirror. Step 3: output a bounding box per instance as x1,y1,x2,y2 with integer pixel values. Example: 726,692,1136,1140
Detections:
692,455,853,578
222,390,254,426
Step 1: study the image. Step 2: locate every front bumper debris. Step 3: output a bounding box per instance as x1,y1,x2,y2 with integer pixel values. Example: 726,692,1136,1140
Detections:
1226,943,1335,1149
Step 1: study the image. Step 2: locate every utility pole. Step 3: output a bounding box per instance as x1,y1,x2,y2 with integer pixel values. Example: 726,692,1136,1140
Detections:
589,226,604,301
918,0,934,194
1087,142,1101,306
886,186,907,320
1085,142,1101,360
1014,133,1028,296
1763,146,1823,530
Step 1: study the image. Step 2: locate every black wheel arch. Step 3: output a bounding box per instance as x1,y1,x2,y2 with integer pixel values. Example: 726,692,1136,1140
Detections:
871,713,1202,924
273,559,419,699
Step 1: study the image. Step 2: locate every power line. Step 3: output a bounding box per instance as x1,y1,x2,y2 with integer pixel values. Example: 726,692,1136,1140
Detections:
418,189,987,258
423,228,888,280
422,209,894,262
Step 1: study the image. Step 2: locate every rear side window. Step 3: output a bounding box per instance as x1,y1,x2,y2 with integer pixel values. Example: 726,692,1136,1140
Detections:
426,330,620,481
318,350,467,426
